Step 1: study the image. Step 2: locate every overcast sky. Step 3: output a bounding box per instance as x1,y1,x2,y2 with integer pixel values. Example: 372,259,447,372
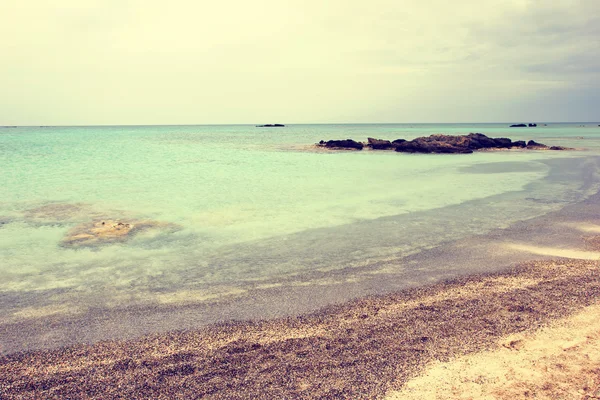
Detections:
1,0,598,125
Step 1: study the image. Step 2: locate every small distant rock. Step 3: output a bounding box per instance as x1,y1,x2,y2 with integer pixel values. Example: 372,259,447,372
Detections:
256,124,285,127
510,124,527,128
528,123,537,127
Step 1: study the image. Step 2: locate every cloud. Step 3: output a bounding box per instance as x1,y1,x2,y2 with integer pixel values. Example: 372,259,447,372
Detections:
463,1,600,81
0,0,598,124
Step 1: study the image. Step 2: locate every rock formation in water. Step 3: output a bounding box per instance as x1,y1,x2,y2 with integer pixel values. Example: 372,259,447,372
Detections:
367,137,393,150
61,219,180,248
316,133,572,154
256,124,285,127
394,135,474,154
526,140,547,149
318,139,364,150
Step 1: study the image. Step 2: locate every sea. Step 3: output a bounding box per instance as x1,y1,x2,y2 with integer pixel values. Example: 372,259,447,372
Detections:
2,122,600,353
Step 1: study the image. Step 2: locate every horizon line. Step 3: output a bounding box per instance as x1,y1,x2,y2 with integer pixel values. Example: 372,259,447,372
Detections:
2,121,600,128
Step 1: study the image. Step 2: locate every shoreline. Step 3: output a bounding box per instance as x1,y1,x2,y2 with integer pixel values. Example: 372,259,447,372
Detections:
2,256,600,398
3,156,600,397
2,155,600,357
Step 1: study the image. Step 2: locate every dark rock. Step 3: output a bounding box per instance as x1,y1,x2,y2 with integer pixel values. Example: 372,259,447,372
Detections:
322,139,364,150
510,124,527,128
493,138,513,148
465,133,498,149
256,124,285,127
367,138,393,150
393,133,520,154
549,146,569,151
394,140,426,153
528,123,537,127
395,135,473,154
526,140,548,148
318,133,568,154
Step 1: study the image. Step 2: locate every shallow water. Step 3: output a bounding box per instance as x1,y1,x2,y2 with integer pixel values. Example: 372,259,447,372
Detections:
1,123,600,351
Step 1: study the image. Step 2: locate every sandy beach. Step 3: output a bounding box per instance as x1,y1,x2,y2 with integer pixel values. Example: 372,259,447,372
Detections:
2,250,600,398
390,302,600,399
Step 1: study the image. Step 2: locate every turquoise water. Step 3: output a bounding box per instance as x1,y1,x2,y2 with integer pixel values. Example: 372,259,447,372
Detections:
2,123,600,341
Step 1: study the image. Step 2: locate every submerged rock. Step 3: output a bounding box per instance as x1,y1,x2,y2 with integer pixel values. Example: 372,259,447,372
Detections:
61,219,179,248
24,203,92,222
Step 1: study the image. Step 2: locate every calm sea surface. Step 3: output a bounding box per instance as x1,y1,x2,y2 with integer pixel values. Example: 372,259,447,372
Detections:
2,122,600,350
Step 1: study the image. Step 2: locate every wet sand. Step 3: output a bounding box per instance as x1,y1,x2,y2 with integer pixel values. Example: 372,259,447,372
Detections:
2,255,600,399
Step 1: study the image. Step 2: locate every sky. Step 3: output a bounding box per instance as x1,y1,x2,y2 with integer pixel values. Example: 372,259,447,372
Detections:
1,0,599,125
